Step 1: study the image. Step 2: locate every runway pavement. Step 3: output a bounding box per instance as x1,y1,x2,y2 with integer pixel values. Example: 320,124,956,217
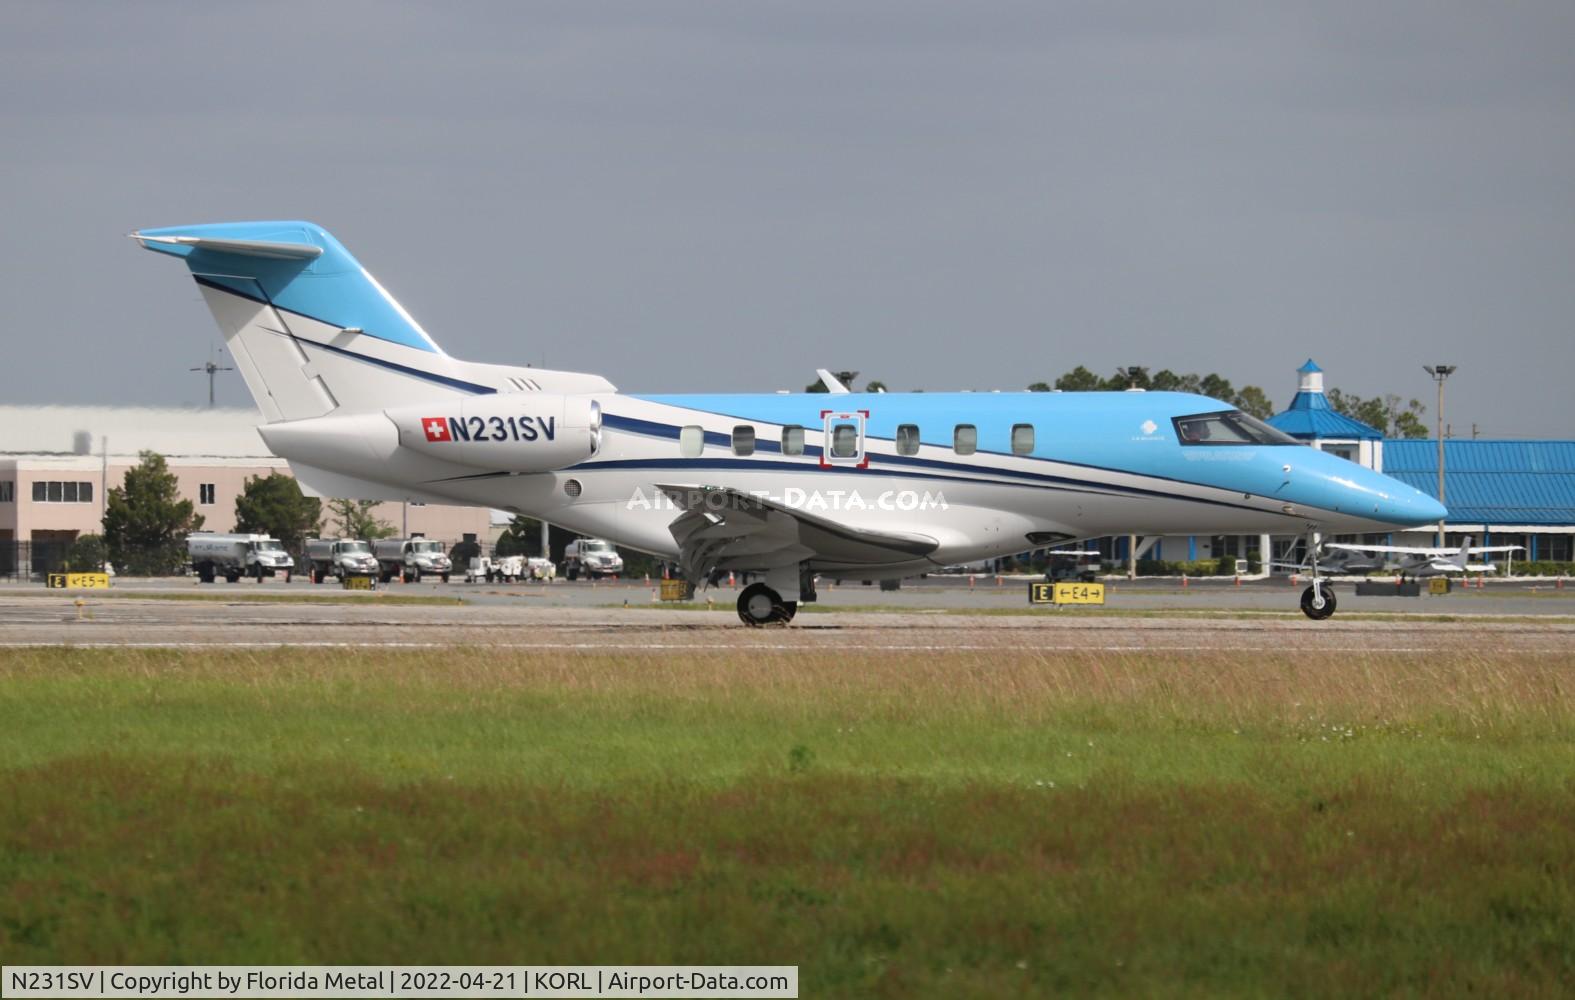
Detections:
1,591,1571,654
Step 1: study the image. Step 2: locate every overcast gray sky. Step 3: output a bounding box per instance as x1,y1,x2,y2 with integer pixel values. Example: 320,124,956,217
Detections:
3,1,1572,436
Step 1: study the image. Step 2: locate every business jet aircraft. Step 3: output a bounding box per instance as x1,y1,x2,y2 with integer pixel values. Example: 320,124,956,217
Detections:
133,221,1448,623
1323,540,1523,579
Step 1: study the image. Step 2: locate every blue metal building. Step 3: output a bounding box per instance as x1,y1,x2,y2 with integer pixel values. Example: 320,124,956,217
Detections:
1380,440,1575,562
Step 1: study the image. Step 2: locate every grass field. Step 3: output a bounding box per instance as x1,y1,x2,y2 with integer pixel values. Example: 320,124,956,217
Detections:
2,645,1572,996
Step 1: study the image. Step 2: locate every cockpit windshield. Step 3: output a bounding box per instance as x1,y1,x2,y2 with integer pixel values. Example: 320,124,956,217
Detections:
1174,410,1300,447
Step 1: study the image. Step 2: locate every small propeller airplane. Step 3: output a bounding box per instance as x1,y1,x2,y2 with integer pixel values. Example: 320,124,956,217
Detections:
1321,539,1523,579
132,221,1449,623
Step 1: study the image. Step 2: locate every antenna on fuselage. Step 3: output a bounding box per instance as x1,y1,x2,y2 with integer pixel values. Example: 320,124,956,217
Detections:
815,369,853,394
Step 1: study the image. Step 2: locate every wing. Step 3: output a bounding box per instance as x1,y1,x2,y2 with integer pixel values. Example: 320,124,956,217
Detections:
1467,546,1524,554
1326,543,1454,556
656,484,939,582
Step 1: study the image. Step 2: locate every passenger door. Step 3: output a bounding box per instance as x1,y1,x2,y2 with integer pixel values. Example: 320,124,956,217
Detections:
820,410,869,469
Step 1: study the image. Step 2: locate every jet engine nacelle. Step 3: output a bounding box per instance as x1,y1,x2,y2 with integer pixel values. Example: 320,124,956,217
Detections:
386,394,602,473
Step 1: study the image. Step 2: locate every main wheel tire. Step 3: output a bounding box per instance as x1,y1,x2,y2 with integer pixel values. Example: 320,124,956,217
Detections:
1300,584,1337,621
737,583,793,626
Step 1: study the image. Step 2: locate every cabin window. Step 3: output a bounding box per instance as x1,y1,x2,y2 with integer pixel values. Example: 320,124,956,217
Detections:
781,425,805,456
679,425,705,458
731,425,755,457
954,424,977,456
1011,423,1035,455
896,424,920,456
831,422,860,458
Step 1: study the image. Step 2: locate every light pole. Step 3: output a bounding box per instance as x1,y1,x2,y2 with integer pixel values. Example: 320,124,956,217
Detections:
1423,365,1455,546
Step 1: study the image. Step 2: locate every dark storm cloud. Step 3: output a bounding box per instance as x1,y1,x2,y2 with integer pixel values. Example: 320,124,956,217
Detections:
1,1,1571,435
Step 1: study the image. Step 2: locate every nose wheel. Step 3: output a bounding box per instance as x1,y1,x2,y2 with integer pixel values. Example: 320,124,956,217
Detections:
737,583,796,626
1300,584,1337,620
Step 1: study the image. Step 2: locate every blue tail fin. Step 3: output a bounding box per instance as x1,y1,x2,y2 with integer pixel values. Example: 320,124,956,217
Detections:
134,221,442,354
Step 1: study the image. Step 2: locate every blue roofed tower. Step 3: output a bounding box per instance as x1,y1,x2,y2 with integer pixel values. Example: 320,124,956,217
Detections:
1265,360,1384,471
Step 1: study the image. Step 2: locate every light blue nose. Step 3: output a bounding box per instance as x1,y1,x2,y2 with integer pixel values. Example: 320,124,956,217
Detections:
1365,470,1447,526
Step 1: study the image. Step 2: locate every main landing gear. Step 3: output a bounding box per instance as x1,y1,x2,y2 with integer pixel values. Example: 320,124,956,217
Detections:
1299,528,1337,621
737,582,797,626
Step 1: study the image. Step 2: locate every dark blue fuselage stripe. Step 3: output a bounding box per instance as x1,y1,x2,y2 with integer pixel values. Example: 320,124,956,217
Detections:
194,275,497,396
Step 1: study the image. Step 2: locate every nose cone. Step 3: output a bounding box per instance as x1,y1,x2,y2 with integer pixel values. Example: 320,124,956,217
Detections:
1348,465,1447,527
1377,481,1448,526
1290,449,1447,529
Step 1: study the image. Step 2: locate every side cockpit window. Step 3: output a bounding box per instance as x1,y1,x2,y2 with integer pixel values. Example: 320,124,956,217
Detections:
1174,410,1300,446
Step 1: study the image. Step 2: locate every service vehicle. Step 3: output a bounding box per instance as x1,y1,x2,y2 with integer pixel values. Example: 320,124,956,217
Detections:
562,538,624,580
305,537,380,583
372,537,453,583
526,555,557,580
186,533,294,584
1045,549,1102,583
464,555,526,583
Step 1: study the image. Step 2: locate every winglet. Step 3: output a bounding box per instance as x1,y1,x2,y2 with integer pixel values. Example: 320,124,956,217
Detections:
815,369,851,394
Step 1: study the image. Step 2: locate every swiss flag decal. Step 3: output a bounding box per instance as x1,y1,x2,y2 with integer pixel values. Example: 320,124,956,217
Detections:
422,417,450,442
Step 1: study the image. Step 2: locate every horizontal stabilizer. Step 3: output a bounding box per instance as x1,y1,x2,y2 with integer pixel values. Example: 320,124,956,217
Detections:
131,234,323,260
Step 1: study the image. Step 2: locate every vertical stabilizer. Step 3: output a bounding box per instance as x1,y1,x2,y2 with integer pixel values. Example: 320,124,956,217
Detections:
134,221,454,421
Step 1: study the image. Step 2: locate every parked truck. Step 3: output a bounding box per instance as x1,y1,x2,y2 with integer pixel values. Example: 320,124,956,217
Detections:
372,537,453,583
304,538,381,583
186,533,295,584
561,538,624,580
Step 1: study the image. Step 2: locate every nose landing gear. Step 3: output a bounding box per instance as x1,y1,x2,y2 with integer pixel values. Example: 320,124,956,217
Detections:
737,582,797,626
1299,528,1338,621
